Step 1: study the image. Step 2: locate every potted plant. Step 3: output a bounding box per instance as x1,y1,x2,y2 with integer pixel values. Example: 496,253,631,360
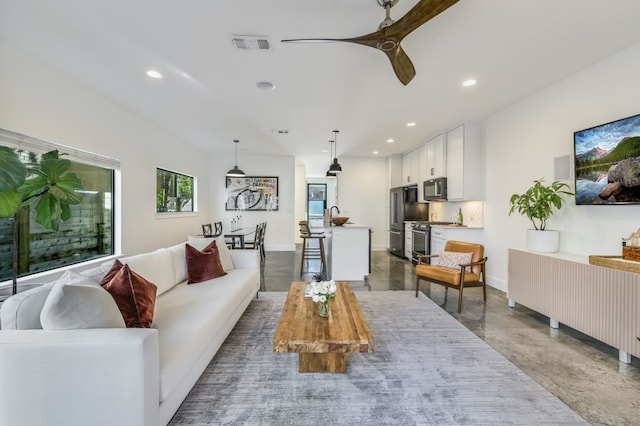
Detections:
0,147,83,296
508,178,574,253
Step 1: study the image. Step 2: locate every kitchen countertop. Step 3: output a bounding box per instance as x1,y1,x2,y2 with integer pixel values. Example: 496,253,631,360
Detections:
430,224,484,229
313,222,371,231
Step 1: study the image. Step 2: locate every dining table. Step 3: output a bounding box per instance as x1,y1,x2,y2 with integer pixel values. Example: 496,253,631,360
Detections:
224,227,255,249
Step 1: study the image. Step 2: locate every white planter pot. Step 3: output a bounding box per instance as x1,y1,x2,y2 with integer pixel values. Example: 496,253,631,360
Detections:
526,229,559,253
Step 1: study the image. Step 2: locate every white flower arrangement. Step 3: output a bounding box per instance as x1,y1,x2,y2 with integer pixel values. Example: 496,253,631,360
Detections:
309,280,337,303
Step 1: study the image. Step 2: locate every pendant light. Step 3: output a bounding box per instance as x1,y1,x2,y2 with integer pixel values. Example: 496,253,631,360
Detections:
326,139,336,177
226,139,246,177
328,130,342,174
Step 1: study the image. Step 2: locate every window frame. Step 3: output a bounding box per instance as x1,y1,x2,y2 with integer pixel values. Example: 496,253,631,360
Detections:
0,128,121,285
155,167,197,215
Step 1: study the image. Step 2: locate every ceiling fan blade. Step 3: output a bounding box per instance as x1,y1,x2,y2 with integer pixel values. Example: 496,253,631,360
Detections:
391,0,459,42
281,38,348,44
385,45,416,86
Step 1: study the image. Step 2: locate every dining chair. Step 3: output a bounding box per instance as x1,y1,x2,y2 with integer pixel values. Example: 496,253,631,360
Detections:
201,223,213,237
202,222,223,238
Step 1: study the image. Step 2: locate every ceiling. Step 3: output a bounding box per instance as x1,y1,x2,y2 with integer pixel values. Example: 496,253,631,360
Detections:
2,1,640,164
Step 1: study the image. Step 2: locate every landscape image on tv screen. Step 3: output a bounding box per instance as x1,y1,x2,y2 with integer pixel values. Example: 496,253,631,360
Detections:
574,113,640,205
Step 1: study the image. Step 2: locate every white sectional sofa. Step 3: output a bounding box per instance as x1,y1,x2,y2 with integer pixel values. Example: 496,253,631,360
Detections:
0,238,260,426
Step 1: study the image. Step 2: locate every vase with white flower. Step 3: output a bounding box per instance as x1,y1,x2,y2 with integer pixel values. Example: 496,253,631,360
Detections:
309,280,337,318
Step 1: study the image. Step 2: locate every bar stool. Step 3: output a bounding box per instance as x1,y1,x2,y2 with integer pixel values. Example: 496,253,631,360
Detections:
298,221,327,278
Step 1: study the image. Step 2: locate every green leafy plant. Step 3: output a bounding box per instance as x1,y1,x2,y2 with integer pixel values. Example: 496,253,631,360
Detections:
508,178,574,231
0,148,83,295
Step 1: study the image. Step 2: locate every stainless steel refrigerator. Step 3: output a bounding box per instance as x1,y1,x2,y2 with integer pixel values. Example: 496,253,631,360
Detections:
389,185,428,258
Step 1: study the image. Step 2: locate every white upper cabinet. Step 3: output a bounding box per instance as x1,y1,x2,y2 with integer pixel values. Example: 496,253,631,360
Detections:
445,124,484,201
425,134,446,178
416,144,427,200
402,149,418,185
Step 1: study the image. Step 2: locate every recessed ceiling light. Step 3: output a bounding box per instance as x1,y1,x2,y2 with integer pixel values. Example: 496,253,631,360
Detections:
257,81,275,90
462,79,477,87
372,151,379,155
146,69,163,79
386,139,394,143
407,122,416,127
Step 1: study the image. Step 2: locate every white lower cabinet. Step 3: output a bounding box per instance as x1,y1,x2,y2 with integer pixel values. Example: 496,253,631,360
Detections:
404,222,413,259
329,226,371,281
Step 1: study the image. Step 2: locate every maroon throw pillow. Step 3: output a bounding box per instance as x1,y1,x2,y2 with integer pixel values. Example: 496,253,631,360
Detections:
102,264,157,328
99,259,124,287
185,240,227,284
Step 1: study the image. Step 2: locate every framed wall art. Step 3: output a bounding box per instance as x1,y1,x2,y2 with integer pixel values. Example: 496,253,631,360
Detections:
225,176,279,211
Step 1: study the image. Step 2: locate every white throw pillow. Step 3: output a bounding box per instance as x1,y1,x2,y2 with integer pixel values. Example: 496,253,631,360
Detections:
437,251,473,271
0,282,54,330
188,236,235,271
40,270,125,329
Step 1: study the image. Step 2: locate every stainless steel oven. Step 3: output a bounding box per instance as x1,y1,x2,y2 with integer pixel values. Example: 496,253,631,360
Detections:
411,223,430,263
411,221,454,263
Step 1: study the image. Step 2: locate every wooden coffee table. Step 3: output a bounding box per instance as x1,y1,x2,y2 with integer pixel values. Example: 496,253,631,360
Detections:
273,281,373,373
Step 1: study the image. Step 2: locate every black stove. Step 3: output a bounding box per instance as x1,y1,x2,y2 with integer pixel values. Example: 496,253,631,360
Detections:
411,221,454,231
409,221,455,263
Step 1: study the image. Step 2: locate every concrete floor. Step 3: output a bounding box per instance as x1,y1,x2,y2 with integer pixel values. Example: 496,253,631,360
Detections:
263,248,640,425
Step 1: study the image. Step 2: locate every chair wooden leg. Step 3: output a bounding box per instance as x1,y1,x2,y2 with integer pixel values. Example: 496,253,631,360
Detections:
415,276,420,297
300,239,307,277
458,284,464,313
318,239,327,279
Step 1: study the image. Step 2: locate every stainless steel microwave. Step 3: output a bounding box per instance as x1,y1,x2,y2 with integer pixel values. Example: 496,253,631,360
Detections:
423,177,447,201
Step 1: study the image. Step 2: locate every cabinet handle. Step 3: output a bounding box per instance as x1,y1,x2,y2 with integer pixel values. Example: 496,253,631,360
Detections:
430,167,434,176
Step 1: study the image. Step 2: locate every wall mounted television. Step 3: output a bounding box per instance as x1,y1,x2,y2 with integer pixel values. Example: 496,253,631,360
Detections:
574,113,640,205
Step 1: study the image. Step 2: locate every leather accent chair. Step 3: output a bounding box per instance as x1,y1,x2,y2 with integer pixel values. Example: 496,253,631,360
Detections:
415,240,488,313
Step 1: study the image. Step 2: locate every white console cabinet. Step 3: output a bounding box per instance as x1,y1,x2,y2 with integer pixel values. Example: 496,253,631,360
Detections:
508,248,640,363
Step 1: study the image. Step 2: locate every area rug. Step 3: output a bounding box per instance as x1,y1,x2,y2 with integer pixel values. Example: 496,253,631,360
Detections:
169,291,586,425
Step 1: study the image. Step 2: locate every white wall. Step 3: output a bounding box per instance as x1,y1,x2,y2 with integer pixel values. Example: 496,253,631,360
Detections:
334,157,389,250
484,40,640,291
209,153,296,251
0,42,212,256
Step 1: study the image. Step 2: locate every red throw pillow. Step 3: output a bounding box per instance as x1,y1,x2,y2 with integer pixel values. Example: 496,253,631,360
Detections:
185,240,227,284
102,264,157,328
99,259,124,286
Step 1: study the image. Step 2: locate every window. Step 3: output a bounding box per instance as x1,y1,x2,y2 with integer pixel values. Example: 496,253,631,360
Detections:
156,168,195,213
0,129,117,282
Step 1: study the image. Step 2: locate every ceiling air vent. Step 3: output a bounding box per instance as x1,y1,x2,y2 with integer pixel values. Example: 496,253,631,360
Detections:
231,35,271,51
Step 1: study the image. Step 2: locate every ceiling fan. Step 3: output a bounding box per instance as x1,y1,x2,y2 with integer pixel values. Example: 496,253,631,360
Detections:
281,0,459,86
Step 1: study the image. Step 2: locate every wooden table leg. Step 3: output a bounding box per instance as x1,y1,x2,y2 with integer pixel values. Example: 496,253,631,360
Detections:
299,353,348,373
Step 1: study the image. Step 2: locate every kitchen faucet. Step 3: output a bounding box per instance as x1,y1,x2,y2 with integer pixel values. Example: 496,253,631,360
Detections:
329,206,340,218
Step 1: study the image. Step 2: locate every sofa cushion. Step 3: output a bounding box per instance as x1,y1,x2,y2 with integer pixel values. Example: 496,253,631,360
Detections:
40,270,125,330
102,264,157,328
78,260,120,284
153,267,259,403
185,241,227,284
188,236,235,271
0,282,54,330
120,249,177,296
166,242,188,284
438,251,473,271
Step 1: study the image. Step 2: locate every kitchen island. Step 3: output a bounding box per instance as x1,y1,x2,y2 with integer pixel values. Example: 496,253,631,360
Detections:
312,223,371,281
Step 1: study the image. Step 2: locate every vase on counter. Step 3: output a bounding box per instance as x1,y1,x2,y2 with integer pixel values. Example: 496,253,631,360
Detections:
318,300,329,318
